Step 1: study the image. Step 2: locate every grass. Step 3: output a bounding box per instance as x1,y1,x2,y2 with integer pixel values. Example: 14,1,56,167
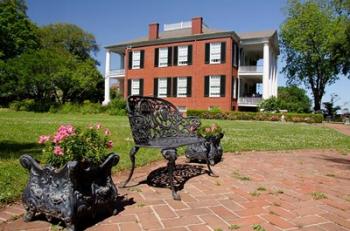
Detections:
311,192,328,200
0,110,350,206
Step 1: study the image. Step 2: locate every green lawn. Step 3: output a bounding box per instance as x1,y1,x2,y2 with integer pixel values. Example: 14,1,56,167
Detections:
0,110,349,206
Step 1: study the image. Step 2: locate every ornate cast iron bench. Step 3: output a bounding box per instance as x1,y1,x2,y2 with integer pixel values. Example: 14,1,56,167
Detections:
122,96,216,200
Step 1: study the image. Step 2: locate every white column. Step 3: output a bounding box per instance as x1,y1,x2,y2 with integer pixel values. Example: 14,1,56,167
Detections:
274,56,278,96
271,54,275,97
237,77,241,103
263,42,270,99
102,50,111,105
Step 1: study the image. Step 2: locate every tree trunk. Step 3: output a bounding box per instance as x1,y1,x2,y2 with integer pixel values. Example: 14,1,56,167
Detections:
313,92,322,112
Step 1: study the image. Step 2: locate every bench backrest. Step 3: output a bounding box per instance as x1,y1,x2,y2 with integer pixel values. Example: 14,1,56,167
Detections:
127,96,199,146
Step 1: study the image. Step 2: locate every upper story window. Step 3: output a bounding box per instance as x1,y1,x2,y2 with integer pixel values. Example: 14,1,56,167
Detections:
158,78,168,97
205,42,226,64
204,75,226,97
128,50,144,70
178,46,188,66
132,51,141,69
210,43,221,64
159,48,168,67
127,78,144,96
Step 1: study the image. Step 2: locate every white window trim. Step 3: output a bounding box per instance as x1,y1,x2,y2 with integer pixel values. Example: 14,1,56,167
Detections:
131,79,140,95
132,51,141,69
209,75,221,97
177,46,188,66
159,48,168,67
177,77,187,98
209,43,221,64
158,78,167,98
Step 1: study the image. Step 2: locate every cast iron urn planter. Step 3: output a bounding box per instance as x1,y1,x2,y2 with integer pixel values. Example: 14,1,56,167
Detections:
185,133,224,165
19,153,120,231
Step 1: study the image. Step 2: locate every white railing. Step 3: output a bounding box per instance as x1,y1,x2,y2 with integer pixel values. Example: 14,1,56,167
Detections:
238,65,263,74
164,21,192,31
238,97,263,106
107,69,125,78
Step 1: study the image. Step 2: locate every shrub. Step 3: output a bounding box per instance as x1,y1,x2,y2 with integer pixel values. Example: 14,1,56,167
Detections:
187,110,323,123
80,100,103,114
105,98,127,116
9,99,51,112
258,97,281,112
58,102,81,114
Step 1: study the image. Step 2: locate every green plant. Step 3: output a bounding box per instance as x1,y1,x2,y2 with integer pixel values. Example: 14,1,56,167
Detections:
311,192,327,200
259,97,281,112
40,124,113,168
228,224,240,230
232,170,251,181
197,123,223,138
257,187,266,191
250,191,261,197
252,224,266,231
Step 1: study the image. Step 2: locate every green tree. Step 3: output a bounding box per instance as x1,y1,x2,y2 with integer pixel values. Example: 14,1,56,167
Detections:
280,0,349,111
39,23,99,63
323,93,341,118
0,0,39,60
278,86,311,113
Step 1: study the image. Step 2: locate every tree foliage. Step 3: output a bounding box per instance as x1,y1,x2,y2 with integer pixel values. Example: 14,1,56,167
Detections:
0,1,103,107
278,86,311,113
280,0,349,111
39,23,99,63
0,0,39,60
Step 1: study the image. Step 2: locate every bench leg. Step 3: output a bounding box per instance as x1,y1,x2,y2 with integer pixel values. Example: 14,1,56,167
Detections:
205,142,218,177
122,146,139,187
161,149,181,200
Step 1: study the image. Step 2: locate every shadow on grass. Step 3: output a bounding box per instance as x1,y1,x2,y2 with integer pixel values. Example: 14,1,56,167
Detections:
0,140,41,159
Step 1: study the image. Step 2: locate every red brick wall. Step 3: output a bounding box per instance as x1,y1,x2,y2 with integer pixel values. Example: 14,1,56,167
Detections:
124,36,239,111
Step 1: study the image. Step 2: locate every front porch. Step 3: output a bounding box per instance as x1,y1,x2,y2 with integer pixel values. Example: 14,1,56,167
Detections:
238,76,263,107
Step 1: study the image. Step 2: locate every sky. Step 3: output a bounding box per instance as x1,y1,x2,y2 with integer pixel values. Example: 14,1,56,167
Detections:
26,0,350,109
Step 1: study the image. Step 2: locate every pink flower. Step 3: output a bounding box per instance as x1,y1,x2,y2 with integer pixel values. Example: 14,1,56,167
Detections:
53,146,64,156
96,123,101,130
53,125,75,143
38,135,50,144
210,123,218,132
104,128,111,136
205,127,211,133
106,140,113,149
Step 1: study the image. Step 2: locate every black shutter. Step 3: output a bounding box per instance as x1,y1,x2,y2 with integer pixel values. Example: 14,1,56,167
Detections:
127,79,131,96
205,43,210,64
154,78,158,97
187,77,192,97
188,45,192,65
167,77,172,97
221,42,226,64
128,51,132,69
172,78,177,97
204,76,209,97
167,47,172,66
173,46,178,66
220,75,226,97
140,50,144,68
139,79,144,96
154,48,159,67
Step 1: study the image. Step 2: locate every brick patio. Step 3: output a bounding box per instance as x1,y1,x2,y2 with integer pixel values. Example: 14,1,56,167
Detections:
0,149,350,231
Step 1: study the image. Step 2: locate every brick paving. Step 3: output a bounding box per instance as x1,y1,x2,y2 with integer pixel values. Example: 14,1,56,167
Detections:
0,149,350,230
323,123,350,136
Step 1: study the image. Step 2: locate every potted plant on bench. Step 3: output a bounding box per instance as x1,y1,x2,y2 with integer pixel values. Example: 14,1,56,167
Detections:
20,124,119,231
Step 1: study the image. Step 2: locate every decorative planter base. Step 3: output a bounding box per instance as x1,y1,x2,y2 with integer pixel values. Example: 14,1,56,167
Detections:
20,153,120,231
185,133,224,165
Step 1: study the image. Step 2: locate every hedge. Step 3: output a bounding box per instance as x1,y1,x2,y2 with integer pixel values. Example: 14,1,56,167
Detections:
187,110,323,123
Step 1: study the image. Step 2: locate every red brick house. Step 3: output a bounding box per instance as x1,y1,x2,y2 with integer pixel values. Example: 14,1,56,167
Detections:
103,17,279,111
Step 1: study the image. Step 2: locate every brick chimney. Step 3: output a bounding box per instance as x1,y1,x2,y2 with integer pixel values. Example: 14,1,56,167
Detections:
149,23,159,40
192,17,203,34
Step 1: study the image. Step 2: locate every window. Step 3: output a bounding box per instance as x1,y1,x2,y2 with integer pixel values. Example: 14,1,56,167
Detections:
177,77,187,97
159,48,168,67
132,51,140,69
158,78,168,97
209,76,221,97
210,43,221,64
178,46,188,66
131,79,140,95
